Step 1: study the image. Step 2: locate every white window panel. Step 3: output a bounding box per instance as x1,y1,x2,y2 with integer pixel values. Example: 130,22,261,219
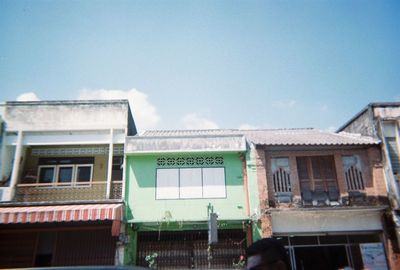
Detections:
203,167,226,198
38,166,56,184
156,169,179,199
180,168,202,199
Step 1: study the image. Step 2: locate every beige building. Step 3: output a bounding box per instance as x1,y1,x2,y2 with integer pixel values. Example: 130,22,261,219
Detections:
0,100,136,268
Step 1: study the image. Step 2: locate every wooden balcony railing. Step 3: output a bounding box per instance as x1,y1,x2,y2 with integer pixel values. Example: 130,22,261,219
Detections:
15,181,123,202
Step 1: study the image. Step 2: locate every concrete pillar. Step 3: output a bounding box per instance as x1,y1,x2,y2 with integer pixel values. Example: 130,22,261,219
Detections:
9,130,23,199
106,128,114,199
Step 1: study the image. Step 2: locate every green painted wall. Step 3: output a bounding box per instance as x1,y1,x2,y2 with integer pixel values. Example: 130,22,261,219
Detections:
123,228,137,265
125,152,248,223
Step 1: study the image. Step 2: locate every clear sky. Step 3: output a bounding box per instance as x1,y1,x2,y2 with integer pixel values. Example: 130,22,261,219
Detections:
0,0,399,132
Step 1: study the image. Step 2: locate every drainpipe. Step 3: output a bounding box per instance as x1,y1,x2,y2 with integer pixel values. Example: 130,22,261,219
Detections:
240,152,252,245
9,130,23,200
106,128,114,199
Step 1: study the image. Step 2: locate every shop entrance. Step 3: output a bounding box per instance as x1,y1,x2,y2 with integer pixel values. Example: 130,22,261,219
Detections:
137,229,246,269
275,233,387,270
294,246,348,270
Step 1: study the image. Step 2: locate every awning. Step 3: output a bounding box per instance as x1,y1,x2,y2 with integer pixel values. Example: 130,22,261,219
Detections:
0,204,123,224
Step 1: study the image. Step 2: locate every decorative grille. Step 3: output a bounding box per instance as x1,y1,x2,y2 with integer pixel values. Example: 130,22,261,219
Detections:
271,158,291,193
157,156,224,167
345,166,365,191
342,155,365,191
272,167,292,193
32,146,124,156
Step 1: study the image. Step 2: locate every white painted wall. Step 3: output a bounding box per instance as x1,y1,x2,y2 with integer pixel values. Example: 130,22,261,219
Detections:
271,209,383,233
2,101,130,132
5,129,126,146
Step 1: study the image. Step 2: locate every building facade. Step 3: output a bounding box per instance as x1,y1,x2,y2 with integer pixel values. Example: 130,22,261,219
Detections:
123,130,254,269
0,100,136,268
338,102,400,269
243,128,390,270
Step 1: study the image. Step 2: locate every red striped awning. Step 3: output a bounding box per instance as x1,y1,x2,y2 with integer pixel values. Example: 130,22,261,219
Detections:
0,204,123,224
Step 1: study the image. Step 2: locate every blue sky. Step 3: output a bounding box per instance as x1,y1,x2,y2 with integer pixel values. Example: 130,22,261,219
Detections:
0,0,399,132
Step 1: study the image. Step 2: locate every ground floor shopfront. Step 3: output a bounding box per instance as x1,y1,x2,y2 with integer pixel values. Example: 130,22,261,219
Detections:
275,233,387,270
0,203,123,268
125,222,249,269
269,208,389,270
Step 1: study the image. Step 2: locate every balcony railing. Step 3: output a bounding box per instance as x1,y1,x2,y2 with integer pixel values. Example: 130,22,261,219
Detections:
15,181,123,202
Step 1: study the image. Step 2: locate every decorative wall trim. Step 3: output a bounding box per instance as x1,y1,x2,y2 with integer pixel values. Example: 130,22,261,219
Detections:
32,146,124,156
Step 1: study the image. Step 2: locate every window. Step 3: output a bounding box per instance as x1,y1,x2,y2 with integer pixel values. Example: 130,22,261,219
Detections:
37,157,94,186
58,165,73,183
156,167,226,199
386,137,400,175
111,156,123,181
76,165,92,182
342,155,365,191
297,156,338,192
296,156,339,203
271,157,291,193
38,166,55,183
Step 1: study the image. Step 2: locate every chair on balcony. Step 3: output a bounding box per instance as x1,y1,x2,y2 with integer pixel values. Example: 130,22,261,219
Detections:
312,189,329,206
348,191,366,204
328,187,340,205
275,192,293,203
301,189,313,206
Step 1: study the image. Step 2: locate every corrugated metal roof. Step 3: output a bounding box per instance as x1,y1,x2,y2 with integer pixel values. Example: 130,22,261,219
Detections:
141,128,379,146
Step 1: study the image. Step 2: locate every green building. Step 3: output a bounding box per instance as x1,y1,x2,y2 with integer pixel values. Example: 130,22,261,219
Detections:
123,130,260,269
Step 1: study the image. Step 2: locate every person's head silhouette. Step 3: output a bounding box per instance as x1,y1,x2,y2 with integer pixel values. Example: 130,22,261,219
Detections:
245,238,290,270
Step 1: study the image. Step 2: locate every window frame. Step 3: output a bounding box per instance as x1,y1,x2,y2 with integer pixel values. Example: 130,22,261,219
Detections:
296,155,339,192
36,163,93,187
155,167,227,200
37,165,57,184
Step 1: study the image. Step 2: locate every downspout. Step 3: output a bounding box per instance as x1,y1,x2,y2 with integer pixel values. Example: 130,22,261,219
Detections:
240,152,252,245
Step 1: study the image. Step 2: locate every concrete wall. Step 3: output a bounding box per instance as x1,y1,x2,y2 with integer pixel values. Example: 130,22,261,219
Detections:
374,106,400,120
341,109,375,137
125,152,248,223
1,100,134,132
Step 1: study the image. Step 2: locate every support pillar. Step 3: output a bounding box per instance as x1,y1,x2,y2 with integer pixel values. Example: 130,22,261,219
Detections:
9,130,23,200
106,128,114,199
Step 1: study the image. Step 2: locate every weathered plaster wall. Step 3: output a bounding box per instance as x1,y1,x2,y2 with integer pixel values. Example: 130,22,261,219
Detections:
125,152,247,223
2,101,132,132
374,106,400,120
341,109,375,137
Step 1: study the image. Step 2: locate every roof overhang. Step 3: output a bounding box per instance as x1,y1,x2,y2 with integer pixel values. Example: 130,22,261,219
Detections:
125,135,247,154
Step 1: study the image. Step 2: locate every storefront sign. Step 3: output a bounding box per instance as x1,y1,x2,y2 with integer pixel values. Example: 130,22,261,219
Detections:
360,243,388,270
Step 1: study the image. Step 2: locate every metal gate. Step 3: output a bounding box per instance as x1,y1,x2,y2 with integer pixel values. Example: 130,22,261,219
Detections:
137,229,246,269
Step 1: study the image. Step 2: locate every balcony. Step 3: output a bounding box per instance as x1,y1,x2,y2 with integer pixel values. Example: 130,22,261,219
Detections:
14,181,123,202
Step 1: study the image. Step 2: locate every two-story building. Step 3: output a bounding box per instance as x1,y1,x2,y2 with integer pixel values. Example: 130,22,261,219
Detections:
338,102,400,269
123,130,254,269
245,128,390,270
0,100,136,268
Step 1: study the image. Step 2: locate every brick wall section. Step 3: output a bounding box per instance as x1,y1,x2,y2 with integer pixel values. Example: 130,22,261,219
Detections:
255,148,268,209
261,146,387,207
368,146,387,197
260,214,273,238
